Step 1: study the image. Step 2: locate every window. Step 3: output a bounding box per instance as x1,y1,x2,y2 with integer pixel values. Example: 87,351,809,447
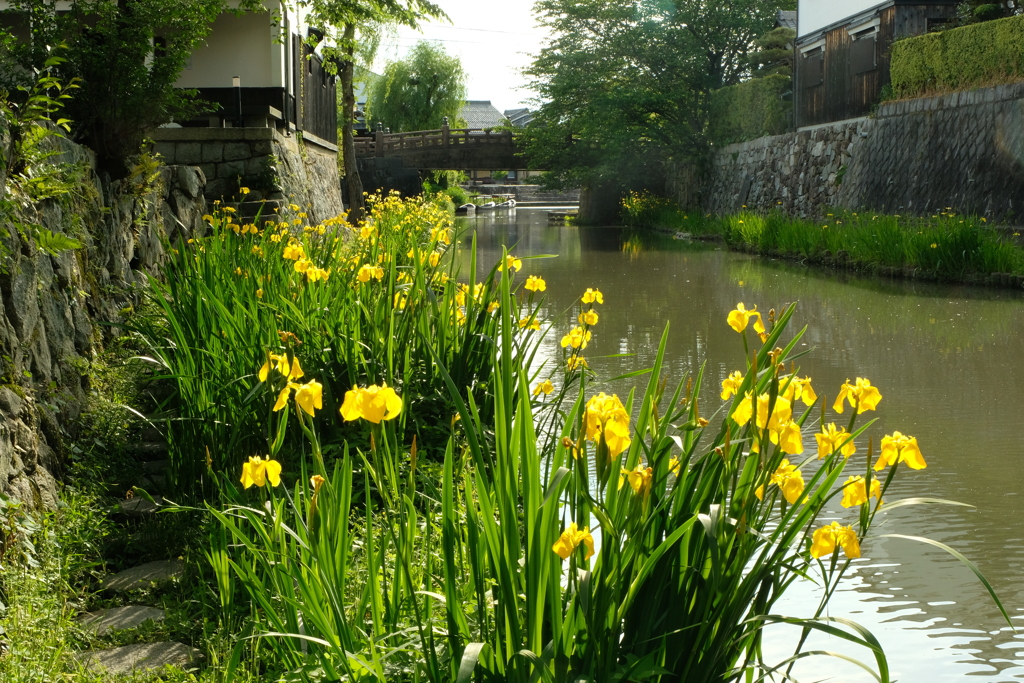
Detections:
850,30,876,75
803,48,823,88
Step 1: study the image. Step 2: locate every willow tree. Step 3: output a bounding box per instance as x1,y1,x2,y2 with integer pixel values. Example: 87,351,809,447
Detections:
307,0,444,219
366,41,466,133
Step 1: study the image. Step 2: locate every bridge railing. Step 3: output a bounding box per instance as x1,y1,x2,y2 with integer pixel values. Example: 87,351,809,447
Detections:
354,124,514,157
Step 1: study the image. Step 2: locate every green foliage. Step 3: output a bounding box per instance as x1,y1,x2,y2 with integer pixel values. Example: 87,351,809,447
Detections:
890,14,1024,98
748,26,796,77
365,41,467,132
707,73,791,145
523,0,794,192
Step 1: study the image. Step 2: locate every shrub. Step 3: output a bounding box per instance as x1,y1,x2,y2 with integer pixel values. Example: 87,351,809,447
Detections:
890,14,1024,98
707,73,792,145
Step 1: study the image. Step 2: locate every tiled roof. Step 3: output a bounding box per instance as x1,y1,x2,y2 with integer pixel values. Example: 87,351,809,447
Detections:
777,10,797,30
503,108,533,127
459,100,506,129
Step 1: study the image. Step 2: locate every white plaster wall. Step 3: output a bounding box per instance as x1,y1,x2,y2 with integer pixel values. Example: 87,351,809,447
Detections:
798,0,884,37
175,9,279,88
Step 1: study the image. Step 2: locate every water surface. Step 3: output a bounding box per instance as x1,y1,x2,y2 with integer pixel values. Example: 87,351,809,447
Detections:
461,208,1024,682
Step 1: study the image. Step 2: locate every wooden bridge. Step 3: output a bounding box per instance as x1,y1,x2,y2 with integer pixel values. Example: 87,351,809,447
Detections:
354,123,527,170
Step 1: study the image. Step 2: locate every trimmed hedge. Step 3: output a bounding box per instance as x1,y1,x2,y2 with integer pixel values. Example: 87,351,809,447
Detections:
707,74,791,145
891,15,1024,98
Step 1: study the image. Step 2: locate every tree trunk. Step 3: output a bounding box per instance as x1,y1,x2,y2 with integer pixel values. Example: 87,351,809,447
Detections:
340,22,365,222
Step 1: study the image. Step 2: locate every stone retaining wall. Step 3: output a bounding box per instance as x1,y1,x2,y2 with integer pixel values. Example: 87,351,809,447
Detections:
0,120,206,508
703,81,1024,220
152,127,344,224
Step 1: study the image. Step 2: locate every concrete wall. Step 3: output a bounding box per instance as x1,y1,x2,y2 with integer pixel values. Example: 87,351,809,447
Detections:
152,127,344,224
175,11,277,89
703,81,1024,220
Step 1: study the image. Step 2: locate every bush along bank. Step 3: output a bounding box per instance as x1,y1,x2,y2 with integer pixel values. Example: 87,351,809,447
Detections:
621,191,1024,288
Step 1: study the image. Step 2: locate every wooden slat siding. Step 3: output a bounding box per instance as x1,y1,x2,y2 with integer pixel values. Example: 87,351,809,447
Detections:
292,34,302,132
824,26,851,123
300,44,338,145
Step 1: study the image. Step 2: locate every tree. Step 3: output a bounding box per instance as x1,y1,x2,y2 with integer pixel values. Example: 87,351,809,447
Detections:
1,0,255,177
305,0,444,219
523,0,793,214
365,41,466,133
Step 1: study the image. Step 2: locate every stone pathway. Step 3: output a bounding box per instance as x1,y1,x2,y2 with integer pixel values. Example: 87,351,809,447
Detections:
76,427,203,675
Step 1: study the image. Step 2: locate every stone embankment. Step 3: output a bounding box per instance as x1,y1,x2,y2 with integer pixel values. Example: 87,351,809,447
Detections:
702,81,1024,220
0,118,206,507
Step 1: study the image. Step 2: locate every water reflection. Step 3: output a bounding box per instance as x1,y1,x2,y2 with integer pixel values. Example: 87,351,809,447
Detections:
459,208,1024,682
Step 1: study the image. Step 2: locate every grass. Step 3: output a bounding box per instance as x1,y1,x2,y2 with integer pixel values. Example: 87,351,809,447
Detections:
621,191,1024,285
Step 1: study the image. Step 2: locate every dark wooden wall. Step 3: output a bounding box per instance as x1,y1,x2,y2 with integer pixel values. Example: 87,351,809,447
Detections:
796,3,959,128
291,34,338,146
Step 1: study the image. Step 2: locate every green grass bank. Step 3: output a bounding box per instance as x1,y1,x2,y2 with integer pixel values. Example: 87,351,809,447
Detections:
622,192,1024,287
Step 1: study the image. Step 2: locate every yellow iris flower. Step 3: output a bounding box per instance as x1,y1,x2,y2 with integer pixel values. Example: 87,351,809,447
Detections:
874,431,926,470
533,379,554,396
339,383,403,423
274,379,323,417
782,376,817,406
524,275,547,292
584,392,632,457
841,475,882,508
755,458,805,504
833,377,882,414
357,264,384,283
282,243,305,261
560,326,592,350
499,254,522,272
567,356,588,371
259,353,304,383
578,309,599,326
240,455,282,489
519,316,540,331
619,465,653,495
552,522,595,561
816,423,856,459
727,303,766,334
810,522,861,559
581,288,604,304
769,420,804,455
720,370,744,400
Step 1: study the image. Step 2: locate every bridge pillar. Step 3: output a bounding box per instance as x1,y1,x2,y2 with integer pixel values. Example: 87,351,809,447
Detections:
442,117,449,149
374,122,384,158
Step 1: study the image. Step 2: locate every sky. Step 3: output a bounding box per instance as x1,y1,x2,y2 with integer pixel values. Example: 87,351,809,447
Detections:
372,0,551,114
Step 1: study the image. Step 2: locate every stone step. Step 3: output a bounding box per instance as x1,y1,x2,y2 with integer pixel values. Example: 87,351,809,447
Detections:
139,425,164,442
79,606,165,636
118,495,164,517
103,560,184,593
133,442,168,459
142,459,168,474
77,641,201,673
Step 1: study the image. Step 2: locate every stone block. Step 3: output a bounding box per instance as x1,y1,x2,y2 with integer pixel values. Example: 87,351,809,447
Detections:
218,160,246,181
205,178,228,200
103,560,185,592
223,142,251,161
79,606,165,635
176,143,203,165
175,166,205,198
201,142,224,163
78,641,201,674
153,142,176,164
252,140,273,155
246,156,269,175
198,164,217,184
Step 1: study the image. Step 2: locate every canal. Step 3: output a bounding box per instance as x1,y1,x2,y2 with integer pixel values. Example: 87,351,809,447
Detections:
461,207,1024,682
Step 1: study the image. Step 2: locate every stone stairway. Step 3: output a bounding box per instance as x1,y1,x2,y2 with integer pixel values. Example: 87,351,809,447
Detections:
75,429,203,676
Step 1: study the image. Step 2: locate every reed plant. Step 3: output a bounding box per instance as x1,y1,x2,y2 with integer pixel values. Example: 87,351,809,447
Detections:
205,245,1008,682
138,192,521,496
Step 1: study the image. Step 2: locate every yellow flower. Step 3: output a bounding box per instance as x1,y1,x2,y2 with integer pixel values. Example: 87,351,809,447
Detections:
294,258,312,274
533,379,554,397
567,356,588,371
578,309,599,326
258,353,304,383
274,379,322,417
428,251,442,267
339,383,403,423
270,232,283,243
584,392,632,457
394,292,408,310
833,378,882,414
310,474,325,491
727,302,766,334
769,420,803,455
581,288,604,304
668,457,681,477
357,264,384,283
524,275,547,292
874,431,926,470
499,254,522,272
256,288,264,299
283,243,305,260
239,186,250,195
359,225,375,240
552,522,595,561
306,266,330,283
810,522,861,559
782,376,817,406
619,465,653,495
720,370,744,400
487,301,499,312
755,458,804,504
815,423,855,459
841,475,882,508
560,326,592,350
515,316,541,332
240,455,282,489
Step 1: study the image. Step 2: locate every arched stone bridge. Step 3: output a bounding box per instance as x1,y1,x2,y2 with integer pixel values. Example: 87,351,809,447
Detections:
354,123,527,170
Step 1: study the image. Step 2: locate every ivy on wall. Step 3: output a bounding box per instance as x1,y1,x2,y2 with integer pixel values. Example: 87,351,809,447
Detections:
707,74,791,146
891,15,1024,98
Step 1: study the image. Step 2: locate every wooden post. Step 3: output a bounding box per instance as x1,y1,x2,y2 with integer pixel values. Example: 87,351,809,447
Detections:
375,121,383,157
442,117,450,148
